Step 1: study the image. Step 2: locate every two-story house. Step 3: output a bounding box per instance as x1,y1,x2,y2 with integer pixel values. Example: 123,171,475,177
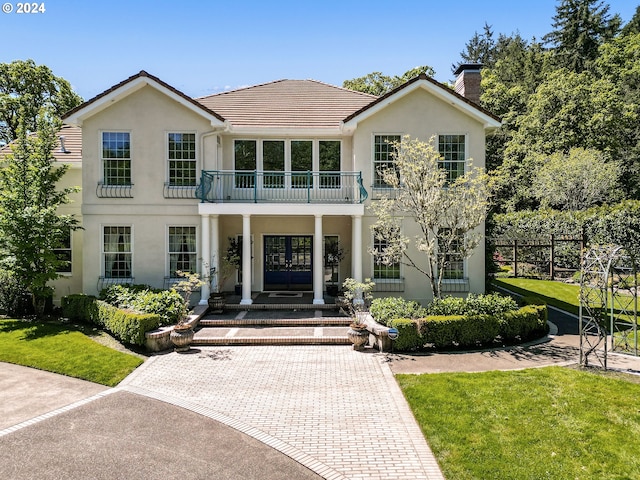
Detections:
54,66,500,306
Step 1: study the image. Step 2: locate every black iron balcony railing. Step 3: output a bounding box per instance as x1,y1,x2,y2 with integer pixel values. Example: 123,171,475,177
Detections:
198,170,368,204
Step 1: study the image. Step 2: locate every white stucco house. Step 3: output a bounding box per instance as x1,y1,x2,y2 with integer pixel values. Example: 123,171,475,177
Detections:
44,66,500,306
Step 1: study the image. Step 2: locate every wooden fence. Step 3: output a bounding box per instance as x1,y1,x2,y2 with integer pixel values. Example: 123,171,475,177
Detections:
491,234,584,279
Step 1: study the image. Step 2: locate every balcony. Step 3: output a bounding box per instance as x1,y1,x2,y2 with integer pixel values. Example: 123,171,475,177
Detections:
198,171,368,204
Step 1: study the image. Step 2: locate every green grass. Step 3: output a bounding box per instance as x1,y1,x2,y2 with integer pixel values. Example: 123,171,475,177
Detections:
0,319,144,386
492,277,582,314
398,367,640,480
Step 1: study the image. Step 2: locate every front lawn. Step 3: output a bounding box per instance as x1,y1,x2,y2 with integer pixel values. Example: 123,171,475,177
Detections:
492,277,581,314
399,367,640,479
0,319,144,386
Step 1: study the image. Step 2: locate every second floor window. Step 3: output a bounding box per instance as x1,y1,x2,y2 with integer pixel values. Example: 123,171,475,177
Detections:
438,134,466,183
373,135,400,188
102,132,131,185
319,140,341,188
168,133,196,186
234,140,257,188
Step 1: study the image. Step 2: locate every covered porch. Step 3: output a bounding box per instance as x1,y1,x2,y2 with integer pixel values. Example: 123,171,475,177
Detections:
198,203,365,306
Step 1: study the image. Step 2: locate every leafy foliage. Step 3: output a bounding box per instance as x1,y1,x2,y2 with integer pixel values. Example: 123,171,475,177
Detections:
0,110,80,311
370,297,426,326
425,293,519,316
342,65,435,96
0,59,83,144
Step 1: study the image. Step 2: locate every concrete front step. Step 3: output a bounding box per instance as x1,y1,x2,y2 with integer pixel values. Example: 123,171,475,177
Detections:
193,325,352,346
199,317,352,327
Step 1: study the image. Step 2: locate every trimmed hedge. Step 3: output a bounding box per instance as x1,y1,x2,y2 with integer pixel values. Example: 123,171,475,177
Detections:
62,294,162,346
384,304,548,351
93,301,161,346
61,294,98,322
389,318,425,351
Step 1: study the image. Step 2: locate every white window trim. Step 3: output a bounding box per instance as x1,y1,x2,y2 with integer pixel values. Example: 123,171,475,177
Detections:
100,130,132,185
166,131,198,187
166,225,199,279
437,132,469,181
372,133,402,190
101,224,134,278
370,229,403,282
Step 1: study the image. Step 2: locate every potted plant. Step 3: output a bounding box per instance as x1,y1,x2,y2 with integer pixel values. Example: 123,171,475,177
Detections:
325,239,346,297
208,255,235,312
341,277,375,350
170,270,204,352
225,237,242,295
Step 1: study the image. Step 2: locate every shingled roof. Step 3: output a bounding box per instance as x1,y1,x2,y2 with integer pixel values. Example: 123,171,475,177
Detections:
197,79,376,129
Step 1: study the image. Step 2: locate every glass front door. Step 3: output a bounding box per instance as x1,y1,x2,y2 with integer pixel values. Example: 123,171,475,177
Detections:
264,235,313,291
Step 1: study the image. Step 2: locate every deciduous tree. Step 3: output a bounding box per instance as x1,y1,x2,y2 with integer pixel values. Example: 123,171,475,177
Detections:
0,59,82,144
0,109,80,312
369,136,491,299
343,65,435,96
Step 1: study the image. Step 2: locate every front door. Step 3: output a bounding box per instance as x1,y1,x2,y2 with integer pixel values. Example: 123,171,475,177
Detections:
264,235,313,291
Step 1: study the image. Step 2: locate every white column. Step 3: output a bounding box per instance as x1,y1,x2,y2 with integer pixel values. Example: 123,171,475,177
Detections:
352,215,363,282
211,214,219,291
199,214,211,304
240,214,253,305
313,214,324,305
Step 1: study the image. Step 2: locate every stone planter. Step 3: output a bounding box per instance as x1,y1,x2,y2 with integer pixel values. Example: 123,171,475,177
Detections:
170,325,194,353
208,293,226,313
347,323,369,351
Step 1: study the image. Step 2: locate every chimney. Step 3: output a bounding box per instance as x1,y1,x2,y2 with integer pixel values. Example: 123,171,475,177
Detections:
454,63,482,104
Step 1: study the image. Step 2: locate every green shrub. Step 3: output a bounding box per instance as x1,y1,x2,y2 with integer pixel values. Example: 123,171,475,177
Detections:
0,269,30,316
61,294,98,322
100,284,184,326
421,304,548,350
426,293,519,316
94,300,161,346
370,297,426,326
422,315,466,348
389,318,424,351
499,305,548,340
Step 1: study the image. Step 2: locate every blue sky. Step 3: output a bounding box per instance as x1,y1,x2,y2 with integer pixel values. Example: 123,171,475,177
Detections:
1,0,637,100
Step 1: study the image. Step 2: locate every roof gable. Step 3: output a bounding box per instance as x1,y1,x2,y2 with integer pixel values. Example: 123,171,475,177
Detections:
63,71,226,127
197,79,376,133
343,74,501,131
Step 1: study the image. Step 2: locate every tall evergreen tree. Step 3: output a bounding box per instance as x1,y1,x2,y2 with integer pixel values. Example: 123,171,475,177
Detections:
544,0,621,72
620,6,640,36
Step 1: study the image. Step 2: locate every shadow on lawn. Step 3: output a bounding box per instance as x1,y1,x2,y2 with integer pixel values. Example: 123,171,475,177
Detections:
0,318,100,341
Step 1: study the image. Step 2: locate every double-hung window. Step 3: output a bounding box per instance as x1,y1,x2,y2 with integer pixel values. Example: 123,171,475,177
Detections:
168,226,197,277
439,229,465,280
102,132,131,185
373,135,401,188
438,134,466,183
372,230,400,280
103,226,132,278
168,133,196,186
54,229,72,274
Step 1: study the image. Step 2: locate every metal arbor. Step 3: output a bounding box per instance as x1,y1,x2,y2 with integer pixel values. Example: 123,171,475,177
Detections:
579,245,639,369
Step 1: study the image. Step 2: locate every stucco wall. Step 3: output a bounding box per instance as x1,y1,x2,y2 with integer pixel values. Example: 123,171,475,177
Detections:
351,87,487,303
